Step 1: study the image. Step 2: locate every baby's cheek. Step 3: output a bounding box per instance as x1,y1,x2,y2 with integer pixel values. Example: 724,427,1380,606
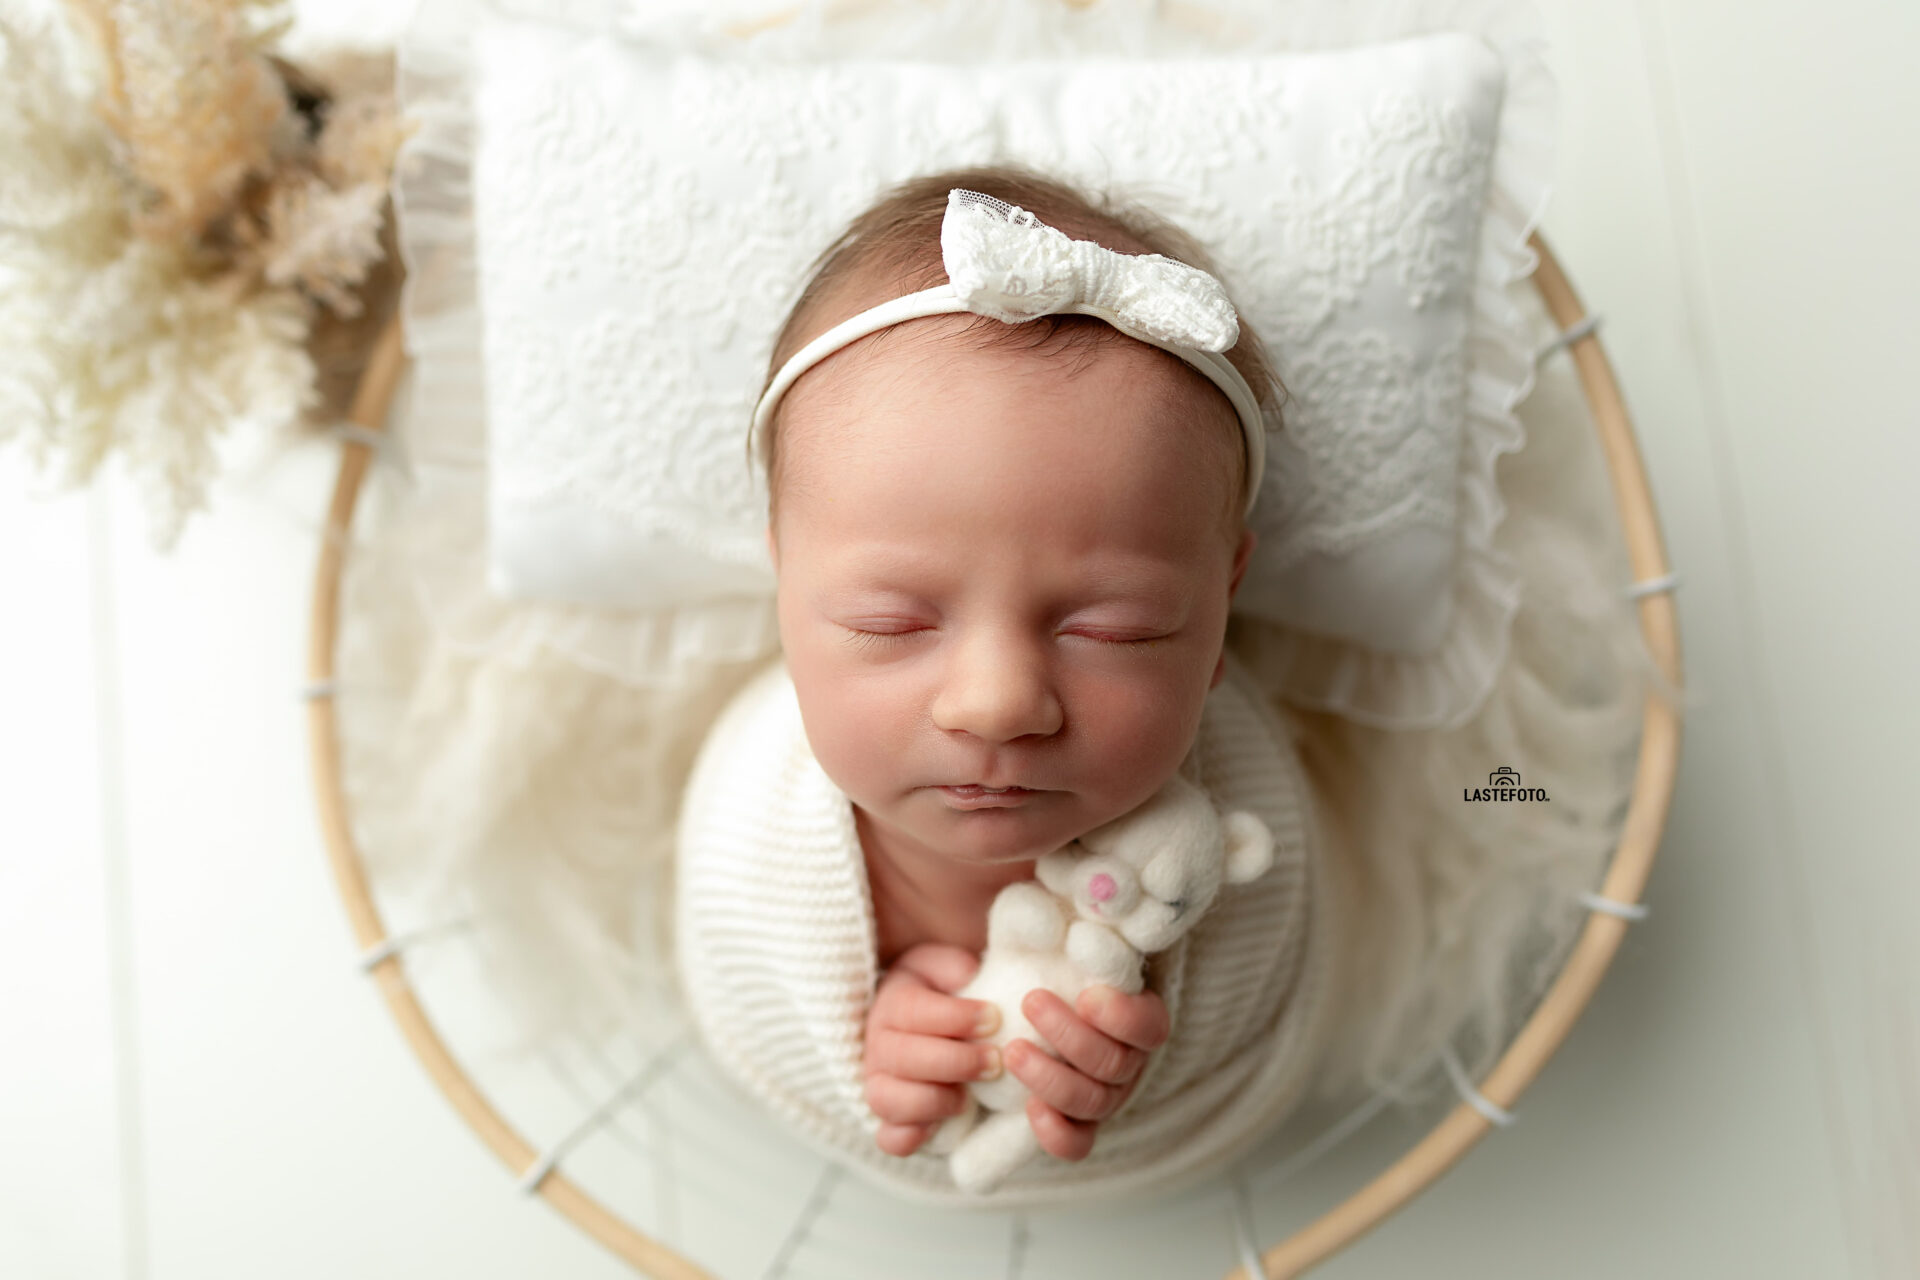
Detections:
1072,675,1205,798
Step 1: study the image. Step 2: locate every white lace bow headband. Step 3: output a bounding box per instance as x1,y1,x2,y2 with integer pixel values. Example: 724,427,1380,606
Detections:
752,188,1268,517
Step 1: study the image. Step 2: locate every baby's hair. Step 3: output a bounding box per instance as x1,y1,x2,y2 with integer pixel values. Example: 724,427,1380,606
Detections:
752,164,1286,545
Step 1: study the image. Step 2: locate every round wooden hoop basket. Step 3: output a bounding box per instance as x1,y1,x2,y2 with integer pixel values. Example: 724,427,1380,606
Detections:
305,232,1683,1279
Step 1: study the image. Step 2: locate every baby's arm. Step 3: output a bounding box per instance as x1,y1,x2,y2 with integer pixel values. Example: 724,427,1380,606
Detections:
861,943,1004,1157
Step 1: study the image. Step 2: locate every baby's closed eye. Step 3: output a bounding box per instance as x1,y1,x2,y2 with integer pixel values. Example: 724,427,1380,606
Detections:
840,624,927,651
838,623,1172,648
1063,629,1175,647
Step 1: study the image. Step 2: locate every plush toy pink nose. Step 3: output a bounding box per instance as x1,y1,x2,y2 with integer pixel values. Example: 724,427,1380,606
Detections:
1088,873,1117,902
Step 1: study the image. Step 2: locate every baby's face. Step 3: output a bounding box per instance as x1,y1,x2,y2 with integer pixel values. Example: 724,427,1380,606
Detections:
770,319,1254,871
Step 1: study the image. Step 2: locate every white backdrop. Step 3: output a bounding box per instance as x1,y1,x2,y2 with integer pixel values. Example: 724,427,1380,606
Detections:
3,1,1916,1277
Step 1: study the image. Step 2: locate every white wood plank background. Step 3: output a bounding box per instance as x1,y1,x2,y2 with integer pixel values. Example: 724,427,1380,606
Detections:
3,1,1914,1276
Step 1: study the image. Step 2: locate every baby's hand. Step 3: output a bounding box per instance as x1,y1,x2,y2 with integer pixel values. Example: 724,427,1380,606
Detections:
861,943,1003,1158
1008,984,1170,1163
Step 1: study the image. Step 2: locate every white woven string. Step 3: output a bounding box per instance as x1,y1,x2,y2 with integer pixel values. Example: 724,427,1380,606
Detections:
1579,890,1651,922
1004,1214,1030,1280
759,1163,841,1280
356,917,475,972
1248,1086,1400,1189
1228,1172,1270,1279
1626,572,1681,599
327,422,385,450
518,1035,691,1194
1439,1044,1517,1128
1534,313,1603,363
326,422,413,480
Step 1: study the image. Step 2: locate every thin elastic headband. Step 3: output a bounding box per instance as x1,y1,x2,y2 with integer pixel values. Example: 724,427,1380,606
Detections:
751,189,1268,518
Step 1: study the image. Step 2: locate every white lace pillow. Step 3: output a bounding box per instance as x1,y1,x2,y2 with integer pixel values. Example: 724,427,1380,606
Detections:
392,0,1552,729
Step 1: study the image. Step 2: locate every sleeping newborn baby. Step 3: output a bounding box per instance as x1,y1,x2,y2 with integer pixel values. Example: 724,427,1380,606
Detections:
675,166,1331,1207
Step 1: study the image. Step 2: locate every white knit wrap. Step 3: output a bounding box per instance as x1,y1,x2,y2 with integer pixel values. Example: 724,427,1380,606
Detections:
673,652,1335,1207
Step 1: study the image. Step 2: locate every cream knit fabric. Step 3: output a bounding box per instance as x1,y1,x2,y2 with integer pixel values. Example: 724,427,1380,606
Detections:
673,651,1334,1207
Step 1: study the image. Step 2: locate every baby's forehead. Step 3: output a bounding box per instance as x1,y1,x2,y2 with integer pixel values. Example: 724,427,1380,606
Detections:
782,313,1230,440
774,327,1243,568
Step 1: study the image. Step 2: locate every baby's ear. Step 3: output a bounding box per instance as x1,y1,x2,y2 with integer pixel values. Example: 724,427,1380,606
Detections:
1221,811,1275,884
1036,846,1079,898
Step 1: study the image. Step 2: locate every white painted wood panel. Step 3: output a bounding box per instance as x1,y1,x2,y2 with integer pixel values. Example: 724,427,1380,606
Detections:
89,445,635,1280
1313,1,1868,1271
1641,5,1920,1274
0,461,131,1280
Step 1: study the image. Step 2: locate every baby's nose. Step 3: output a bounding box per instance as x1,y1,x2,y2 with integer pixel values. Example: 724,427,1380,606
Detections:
928,632,1064,743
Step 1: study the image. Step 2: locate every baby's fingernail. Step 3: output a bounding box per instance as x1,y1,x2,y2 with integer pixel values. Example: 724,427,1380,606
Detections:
979,1047,1003,1080
974,1004,1001,1037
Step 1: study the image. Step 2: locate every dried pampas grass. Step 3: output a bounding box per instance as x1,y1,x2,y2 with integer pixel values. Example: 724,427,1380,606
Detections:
0,2,409,548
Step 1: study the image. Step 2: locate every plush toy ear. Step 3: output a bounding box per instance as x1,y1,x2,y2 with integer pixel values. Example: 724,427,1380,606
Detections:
1221,811,1275,884
1036,845,1080,898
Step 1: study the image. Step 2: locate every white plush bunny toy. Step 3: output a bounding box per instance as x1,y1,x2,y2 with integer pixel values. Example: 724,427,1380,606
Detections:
926,772,1276,1194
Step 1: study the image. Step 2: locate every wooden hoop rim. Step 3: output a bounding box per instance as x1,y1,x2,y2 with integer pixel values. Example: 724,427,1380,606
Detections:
305,231,1682,1279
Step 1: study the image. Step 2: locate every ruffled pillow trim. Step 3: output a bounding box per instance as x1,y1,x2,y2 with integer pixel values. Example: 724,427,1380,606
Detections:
1222,2,1553,730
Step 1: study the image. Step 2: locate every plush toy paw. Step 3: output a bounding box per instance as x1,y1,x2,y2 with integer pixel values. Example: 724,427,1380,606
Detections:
923,1093,979,1156
949,1109,1042,1195
986,880,1069,951
1065,919,1142,993
1220,809,1276,884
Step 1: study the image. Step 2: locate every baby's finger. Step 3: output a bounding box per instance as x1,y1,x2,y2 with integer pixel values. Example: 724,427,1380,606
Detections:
1003,1038,1125,1121
1025,1097,1098,1163
1020,989,1144,1086
875,1121,934,1158
866,1030,1002,1086
874,980,1001,1041
888,943,982,995
1075,984,1171,1052
863,1073,969,1126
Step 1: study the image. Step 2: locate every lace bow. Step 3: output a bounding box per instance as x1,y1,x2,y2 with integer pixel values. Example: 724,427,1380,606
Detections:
939,188,1241,352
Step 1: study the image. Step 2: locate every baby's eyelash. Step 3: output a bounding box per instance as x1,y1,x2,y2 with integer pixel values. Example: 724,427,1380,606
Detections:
838,626,1169,652
1071,631,1171,647
840,626,919,651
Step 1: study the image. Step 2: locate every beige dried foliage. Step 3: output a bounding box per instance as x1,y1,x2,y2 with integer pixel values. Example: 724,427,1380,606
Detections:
246,50,411,317
0,2,410,548
303,47,412,188
66,0,296,246
64,1,411,312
